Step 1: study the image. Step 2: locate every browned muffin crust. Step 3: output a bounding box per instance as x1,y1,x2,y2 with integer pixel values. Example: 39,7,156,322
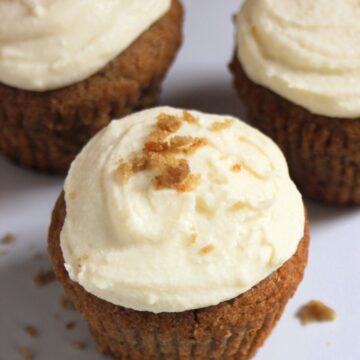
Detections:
48,194,309,360
0,0,183,173
230,55,360,205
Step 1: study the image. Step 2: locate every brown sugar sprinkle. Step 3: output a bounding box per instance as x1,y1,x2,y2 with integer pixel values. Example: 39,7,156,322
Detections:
116,113,207,192
1,233,15,244
231,163,241,172
196,196,214,218
19,347,33,360
71,340,86,350
296,300,336,325
182,111,199,125
33,269,55,287
209,119,233,132
24,325,38,338
199,244,215,255
60,295,76,310
65,321,76,330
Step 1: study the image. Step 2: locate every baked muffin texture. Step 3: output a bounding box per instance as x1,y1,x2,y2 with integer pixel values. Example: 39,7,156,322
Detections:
49,193,309,360
0,0,182,173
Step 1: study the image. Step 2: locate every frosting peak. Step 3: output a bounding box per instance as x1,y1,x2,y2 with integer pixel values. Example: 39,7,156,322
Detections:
236,0,360,118
60,107,305,313
0,0,170,91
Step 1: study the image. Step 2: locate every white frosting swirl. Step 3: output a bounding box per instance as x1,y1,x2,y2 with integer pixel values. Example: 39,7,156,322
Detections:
236,0,360,118
60,107,305,313
0,0,170,91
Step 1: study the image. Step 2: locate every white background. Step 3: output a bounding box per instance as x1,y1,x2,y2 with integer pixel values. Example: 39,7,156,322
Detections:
1,1,359,359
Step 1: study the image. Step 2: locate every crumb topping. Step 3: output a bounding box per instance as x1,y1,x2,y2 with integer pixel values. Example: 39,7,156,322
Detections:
199,244,215,255
231,163,241,172
33,269,55,287
68,191,76,200
296,300,336,325
187,232,197,245
228,201,256,212
1,233,15,244
209,119,233,131
182,111,199,125
115,112,207,192
24,325,38,338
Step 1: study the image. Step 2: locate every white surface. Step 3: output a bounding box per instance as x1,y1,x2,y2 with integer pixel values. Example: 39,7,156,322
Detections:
0,1,359,359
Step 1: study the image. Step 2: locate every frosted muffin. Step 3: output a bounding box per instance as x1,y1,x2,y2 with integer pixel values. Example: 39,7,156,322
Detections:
230,0,360,205
0,0,182,173
48,107,309,359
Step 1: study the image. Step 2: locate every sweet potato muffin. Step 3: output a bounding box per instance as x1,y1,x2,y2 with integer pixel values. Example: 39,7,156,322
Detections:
48,107,309,359
0,0,182,173
230,0,360,205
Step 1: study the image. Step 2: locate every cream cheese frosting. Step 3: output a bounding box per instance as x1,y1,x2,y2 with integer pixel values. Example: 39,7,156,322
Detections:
236,0,360,118
60,106,305,313
0,0,170,91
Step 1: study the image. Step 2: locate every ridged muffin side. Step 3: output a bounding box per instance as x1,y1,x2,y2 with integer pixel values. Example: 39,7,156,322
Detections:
48,194,309,360
230,56,360,205
0,0,183,173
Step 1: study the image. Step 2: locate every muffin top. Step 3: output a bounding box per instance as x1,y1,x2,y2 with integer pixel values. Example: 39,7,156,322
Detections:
60,107,305,313
236,0,360,118
0,0,170,91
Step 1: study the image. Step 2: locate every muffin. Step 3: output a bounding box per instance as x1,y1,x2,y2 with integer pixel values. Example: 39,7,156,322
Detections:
48,107,309,359
230,0,360,205
0,0,182,173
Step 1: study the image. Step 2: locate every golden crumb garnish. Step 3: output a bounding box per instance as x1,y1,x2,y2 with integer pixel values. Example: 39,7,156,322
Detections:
65,321,76,330
115,160,133,183
187,232,197,245
68,191,76,200
228,201,256,212
19,347,33,360
296,300,336,325
157,113,182,132
60,296,75,311
33,269,55,287
182,111,199,125
1,233,15,244
153,159,190,190
195,196,214,217
71,340,86,350
241,161,266,180
115,113,204,192
169,136,208,155
209,119,233,131
24,325,38,338
231,163,241,172
199,244,215,255
174,174,201,192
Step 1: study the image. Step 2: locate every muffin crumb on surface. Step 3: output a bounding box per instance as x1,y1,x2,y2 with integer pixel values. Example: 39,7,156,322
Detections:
1,233,15,244
33,269,55,287
71,340,86,350
65,321,76,330
199,244,215,255
208,119,233,131
60,295,76,310
296,300,336,325
24,325,39,338
19,347,33,360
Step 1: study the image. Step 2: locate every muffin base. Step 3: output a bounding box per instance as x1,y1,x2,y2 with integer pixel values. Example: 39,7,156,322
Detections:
0,0,183,174
48,194,309,360
230,55,360,205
